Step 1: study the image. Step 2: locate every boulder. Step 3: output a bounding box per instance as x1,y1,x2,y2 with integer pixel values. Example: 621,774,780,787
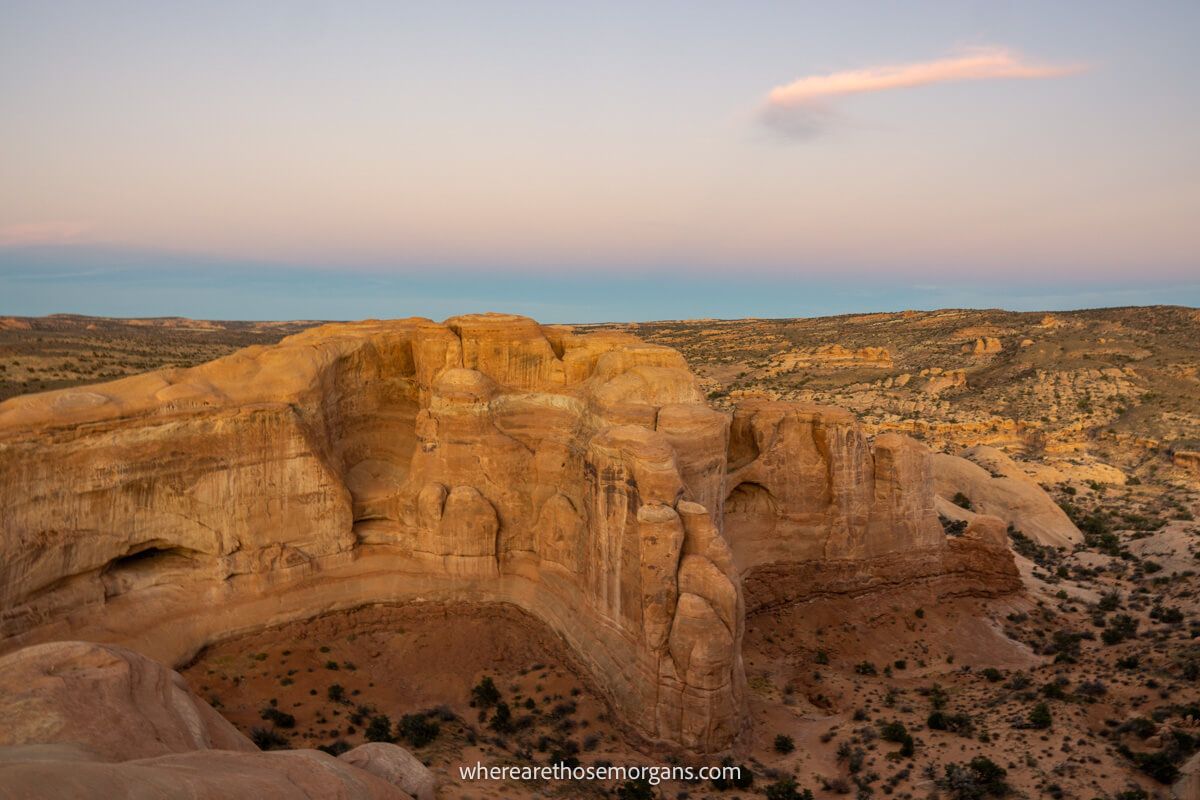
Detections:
0,641,410,799
339,743,435,800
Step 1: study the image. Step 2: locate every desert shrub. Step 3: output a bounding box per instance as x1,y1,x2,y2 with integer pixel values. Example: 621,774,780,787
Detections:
398,713,440,747
365,714,394,743
1112,790,1148,800
952,492,973,511
854,661,877,676
1041,681,1068,700
317,738,351,756
836,741,865,773
549,700,576,719
616,778,655,800
980,668,1003,682
349,704,373,726
941,516,968,536
1047,630,1084,663
489,701,514,733
1009,528,1058,568
1103,614,1139,645
327,683,345,703
1118,717,1156,739
250,727,289,750
1028,702,1053,729
774,733,796,754
710,756,753,790
1004,673,1031,690
939,757,1009,799
259,707,295,728
879,721,908,743
928,711,974,736
764,776,813,800
1151,605,1184,623
1128,749,1179,783
471,676,500,709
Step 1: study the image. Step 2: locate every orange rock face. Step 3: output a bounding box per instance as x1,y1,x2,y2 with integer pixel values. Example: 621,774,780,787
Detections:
0,313,1016,752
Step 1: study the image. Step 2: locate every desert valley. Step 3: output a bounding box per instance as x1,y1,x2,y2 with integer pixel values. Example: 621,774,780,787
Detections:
5,3,1197,797
0,308,1196,800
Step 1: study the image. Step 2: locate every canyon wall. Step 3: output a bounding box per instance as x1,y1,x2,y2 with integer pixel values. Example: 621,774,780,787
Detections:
0,314,1016,751
723,401,1018,611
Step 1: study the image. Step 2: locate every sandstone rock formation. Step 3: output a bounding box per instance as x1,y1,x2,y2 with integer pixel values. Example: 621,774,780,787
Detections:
723,404,1018,610
931,446,1082,548
0,642,412,799
964,336,1003,355
919,367,968,394
764,344,893,374
339,743,436,800
0,314,1018,755
1174,449,1200,475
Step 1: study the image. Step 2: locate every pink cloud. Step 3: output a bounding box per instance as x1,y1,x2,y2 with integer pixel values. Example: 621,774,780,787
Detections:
762,47,1087,138
0,221,94,247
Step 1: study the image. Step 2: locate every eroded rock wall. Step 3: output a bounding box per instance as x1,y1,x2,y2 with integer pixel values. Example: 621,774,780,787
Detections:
723,402,1017,611
0,313,1017,751
0,315,743,751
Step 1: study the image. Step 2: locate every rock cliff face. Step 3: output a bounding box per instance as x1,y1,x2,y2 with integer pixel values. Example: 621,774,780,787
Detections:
0,314,1016,752
722,402,1018,610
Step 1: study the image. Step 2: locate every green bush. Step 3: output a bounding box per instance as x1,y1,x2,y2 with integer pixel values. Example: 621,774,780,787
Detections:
764,776,813,800
471,676,501,709
616,778,654,800
488,701,514,733
398,713,440,747
365,714,394,743
710,756,753,790
1028,702,1052,730
879,720,908,743
928,711,974,736
259,707,295,728
250,727,289,750
1102,614,1139,645
940,757,1009,799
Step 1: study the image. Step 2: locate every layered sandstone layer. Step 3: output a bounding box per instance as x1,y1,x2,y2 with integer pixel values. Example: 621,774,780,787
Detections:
0,314,1016,753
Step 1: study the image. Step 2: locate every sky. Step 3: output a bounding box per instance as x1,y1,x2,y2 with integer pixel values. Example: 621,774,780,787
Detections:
2,0,1197,321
